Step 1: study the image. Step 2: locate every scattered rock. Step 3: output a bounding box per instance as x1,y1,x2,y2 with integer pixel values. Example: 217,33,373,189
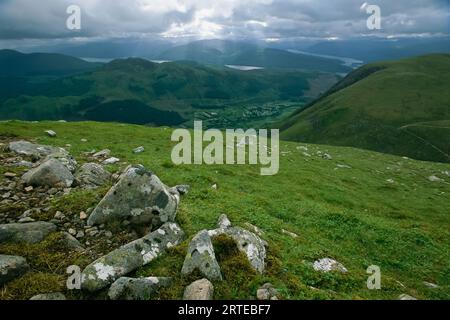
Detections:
93,149,111,158
313,258,347,273
24,186,34,192
183,278,214,300
174,185,190,195
281,229,298,238
256,283,278,300
22,158,74,188
0,255,29,285
87,165,181,227
336,164,352,169
428,175,443,182
81,222,184,292
75,163,111,189
61,232,84,251
181,230,222,281
103,157,120,165
29,292,66,300
399,294,417,300
4,172,17,178
133,146,145,154
108,277,171,300
423,281,439,289
322,153,333,160
79,211,88,220
211,184,218,190
45,130,57,137
0,222,56,244
68,228,77,236
18,217,35,223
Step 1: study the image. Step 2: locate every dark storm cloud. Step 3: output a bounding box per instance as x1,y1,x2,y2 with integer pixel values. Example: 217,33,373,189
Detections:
0,0,448,42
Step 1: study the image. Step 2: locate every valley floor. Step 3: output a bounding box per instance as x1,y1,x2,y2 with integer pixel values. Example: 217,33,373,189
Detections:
0,121,449,300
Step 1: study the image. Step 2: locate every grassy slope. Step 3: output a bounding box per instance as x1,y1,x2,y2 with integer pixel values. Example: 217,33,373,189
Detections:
0,121,449,300
280,54,450,163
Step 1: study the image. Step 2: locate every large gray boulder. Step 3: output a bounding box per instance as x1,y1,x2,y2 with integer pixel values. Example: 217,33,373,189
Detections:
181,230,222,281
9,141,61,160
0,255,29,285
108,277,171,300
9,140,77,172
75,163,111,188
87,165,180,227
81,222,184,292
208,215,266,273
22,158,74,188
183,278,214,300
0,222,56,244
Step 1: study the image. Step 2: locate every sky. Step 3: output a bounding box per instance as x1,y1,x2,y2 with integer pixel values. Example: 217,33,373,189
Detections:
0,0,449,46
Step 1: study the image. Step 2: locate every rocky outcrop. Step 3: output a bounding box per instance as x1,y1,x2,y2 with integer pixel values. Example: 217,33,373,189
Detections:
183,278,214,300
0,222,56,244
181,230,222,281
74,163,111,188
9,141,61,160
87,165,180,227
108,277,171,300
81,222,184,292
0,255,29,285
21,158,74,188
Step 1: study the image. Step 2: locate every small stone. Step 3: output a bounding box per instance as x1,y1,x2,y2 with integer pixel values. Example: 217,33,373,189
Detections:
79,211,87,220
24,186,34,192
68,228,76,236
104,231,113,238
423,281,439,289
183,278,214,300
313,258,347,273
282,229,298,238
133,146,145,154
93,149,111,158
428,175,443,182
256,283,278,300
30,292,66,300
399,294,417,300
45,130,57,137
211,184,218,190
4,172,17,178
54,211,65,219
18,217,35,223
103,157,120,165
81,139,88,142
0,255,29,285
76,231,85,239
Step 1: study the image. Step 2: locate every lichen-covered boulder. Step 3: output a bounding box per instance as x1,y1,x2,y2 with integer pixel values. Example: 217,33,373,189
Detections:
0,255,29,285
108,277,172,300
0,222,56,244
75,163,111,188
87,165,180,227
208,215,266,273
181,230,222,281
183,278,214,300
21,158,74,188
81,222,184,292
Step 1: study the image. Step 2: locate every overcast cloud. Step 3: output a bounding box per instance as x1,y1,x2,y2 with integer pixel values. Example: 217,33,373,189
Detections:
0,0,449,43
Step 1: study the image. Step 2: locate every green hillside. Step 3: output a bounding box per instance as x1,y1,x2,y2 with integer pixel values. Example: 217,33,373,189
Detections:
0,121,449,300
280,54,450,163
0,50,99,76
0,57,338,127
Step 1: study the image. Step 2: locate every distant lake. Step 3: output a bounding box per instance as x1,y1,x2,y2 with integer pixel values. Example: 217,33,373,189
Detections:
225,65,264,71
287,50,364,69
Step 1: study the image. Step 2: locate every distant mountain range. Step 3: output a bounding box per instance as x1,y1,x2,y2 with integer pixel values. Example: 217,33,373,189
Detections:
280,54,450,163
0,50,335,126
157,39,351,73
